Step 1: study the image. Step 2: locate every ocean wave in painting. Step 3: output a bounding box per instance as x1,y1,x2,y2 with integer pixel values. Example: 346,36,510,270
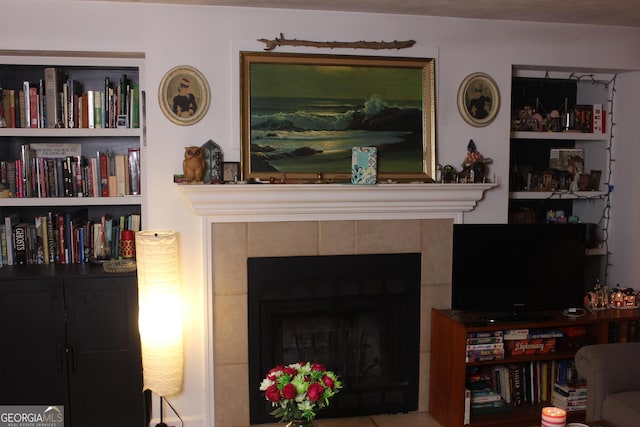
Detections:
249,94,423,173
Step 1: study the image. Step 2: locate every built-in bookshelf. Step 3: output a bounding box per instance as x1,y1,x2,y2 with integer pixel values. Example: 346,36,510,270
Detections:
430,308,640,427
0,50,145,267
509,66,613,227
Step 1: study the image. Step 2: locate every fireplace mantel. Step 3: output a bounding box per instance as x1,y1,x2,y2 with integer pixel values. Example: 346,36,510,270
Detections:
177,182,496,222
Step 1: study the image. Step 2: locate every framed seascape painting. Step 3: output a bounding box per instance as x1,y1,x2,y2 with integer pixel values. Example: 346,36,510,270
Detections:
240,52,436,182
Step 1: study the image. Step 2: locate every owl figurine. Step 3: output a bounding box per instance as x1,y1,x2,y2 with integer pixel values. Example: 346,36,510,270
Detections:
183,146,205,182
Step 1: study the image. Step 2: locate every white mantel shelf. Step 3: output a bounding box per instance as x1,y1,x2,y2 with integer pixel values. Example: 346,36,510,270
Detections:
177,182,497,223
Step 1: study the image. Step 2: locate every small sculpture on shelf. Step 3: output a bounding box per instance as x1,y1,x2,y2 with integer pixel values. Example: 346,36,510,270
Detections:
607,285,639,309
585,279,608,311
458,139,492,183
201,139,224,183
183,146,205,183
437,164,458,183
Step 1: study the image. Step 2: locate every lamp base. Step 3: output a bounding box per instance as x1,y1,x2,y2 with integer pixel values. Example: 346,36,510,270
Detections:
155,423,168,427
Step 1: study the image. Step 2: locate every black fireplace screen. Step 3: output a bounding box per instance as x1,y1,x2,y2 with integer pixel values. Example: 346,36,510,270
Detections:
248,253,421,424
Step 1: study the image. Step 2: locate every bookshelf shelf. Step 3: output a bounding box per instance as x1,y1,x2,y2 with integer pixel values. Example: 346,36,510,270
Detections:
0,195,141,207
511,131,607,141
509,190,608,200
0,127,142,138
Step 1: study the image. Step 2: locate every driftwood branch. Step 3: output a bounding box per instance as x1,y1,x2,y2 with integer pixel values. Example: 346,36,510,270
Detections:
257,33,416,51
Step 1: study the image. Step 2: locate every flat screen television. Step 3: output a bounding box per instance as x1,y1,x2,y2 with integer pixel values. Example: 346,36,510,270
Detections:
451,223,586,321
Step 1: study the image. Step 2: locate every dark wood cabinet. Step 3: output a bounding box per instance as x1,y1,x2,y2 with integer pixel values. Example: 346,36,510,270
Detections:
0,266,144,427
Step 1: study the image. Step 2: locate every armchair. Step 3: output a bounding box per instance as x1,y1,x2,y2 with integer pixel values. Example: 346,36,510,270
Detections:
574,342,640,427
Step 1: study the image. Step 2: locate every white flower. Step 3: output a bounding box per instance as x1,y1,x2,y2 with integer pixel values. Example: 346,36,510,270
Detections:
297,400,314,412
259,378,274,391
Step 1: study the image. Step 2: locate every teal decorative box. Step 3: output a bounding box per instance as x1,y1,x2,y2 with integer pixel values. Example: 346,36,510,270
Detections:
351,147,377,184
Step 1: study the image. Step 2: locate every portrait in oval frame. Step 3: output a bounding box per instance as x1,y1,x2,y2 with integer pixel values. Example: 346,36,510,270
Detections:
159,65,211,126
457,72,500,127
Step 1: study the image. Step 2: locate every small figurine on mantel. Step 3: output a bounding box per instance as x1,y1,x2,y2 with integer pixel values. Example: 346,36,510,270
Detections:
183,146,205,183
459,139,492,183
201,139,224,183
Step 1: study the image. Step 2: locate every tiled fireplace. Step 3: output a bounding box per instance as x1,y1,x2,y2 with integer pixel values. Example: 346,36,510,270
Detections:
178,183,494,427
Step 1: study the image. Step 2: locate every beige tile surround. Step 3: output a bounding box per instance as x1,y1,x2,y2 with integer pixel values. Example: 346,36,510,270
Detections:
211,219,453,427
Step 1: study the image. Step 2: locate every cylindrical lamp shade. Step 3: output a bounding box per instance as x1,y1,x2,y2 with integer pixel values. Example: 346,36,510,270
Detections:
136,230,183,397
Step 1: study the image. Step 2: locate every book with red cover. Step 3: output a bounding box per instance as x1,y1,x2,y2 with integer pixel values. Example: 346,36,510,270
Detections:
99,152,109,196
29,86,39,128
57,213,66,264
506,338,557,355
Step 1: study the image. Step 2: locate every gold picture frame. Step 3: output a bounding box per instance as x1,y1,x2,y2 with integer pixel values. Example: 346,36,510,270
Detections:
240,52,436,182
457,72,500,127
158,65,211,126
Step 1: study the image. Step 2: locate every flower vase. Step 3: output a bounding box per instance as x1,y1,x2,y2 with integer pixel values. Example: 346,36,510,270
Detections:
285,420,315,427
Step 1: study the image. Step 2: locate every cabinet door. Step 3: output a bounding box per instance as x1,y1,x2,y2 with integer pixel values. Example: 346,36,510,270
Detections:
64,275,144,427
0,278,68,406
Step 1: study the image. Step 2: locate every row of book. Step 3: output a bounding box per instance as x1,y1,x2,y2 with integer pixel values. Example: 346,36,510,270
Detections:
0,143,140,198
465,328,570,362
0,69,139,129
1,210,140,266
466,331,505,363
550,379,587,412
466,358,583,411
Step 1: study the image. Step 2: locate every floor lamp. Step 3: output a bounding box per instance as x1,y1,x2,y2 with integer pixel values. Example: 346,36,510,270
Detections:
136,231,183,427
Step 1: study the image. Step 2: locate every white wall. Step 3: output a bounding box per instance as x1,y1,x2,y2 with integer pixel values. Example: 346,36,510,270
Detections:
3,1,640,425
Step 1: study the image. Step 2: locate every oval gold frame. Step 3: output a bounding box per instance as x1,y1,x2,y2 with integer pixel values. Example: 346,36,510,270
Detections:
457,72,500,127
158,65,211,126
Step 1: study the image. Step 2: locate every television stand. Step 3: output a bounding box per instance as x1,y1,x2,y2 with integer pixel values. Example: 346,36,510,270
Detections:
479,311,552,323
430,307,640,427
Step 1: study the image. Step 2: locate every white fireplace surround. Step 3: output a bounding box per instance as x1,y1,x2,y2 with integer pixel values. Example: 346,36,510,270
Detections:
177,182,496,426
177,182,496,223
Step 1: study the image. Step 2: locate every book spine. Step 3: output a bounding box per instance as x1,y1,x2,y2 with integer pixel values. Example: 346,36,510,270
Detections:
467,331,503,339
57,213,66,264
38,79,45,128
94,91,103,128
115,154,127,196
29,86,39,128
466,343,503,350
4,214,19,265
131,82,140,128
104,77,111,128
47,211,56,264
22,82,30,128
464,389,471,425
45,68,61,128
128,147,140,195
87,90,95,128
0,225,6,266
13,223,28,265
467,337,504,345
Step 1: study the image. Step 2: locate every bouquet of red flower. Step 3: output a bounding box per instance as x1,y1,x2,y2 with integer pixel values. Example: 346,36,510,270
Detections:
260,362,342,422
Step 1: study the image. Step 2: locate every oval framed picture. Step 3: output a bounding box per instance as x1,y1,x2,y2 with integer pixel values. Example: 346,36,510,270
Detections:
457,72,500,127
158,65,211,126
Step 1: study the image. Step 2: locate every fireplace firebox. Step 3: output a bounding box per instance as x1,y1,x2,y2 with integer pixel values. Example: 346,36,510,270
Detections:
248,253,421,424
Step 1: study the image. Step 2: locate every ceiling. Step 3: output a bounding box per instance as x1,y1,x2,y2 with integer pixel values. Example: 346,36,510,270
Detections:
93,0,640,28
